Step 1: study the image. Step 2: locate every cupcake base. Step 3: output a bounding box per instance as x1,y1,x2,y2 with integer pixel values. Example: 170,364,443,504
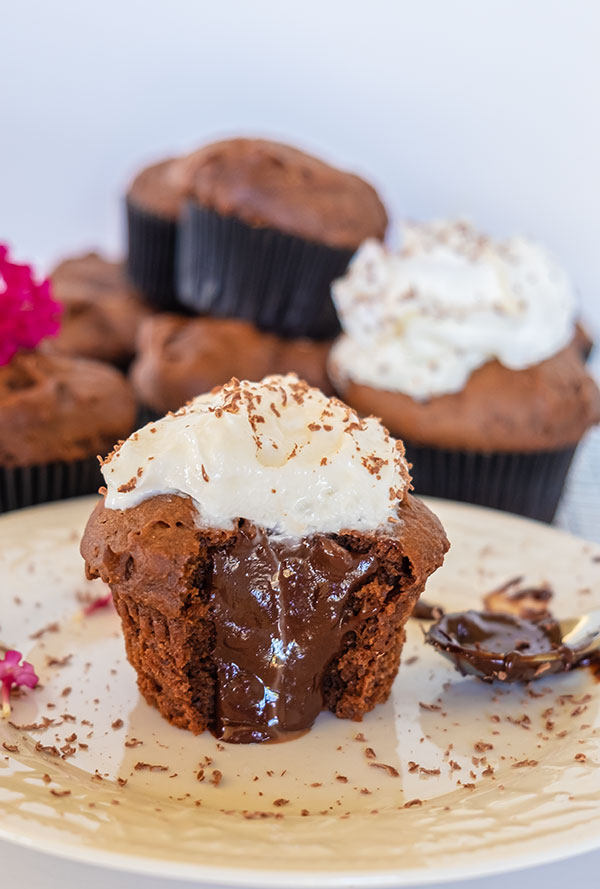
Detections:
176,203,349,339
0,457,102,514
126,199,179,309
81,492,448,742
403,443,577,523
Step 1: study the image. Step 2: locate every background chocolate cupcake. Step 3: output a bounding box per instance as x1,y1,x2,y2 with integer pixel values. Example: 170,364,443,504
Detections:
130,313,333,417
48,252,152,367
126,158,186,308
1,351,137,512
0,245,137,512
175,138,388,338
328,221,600,522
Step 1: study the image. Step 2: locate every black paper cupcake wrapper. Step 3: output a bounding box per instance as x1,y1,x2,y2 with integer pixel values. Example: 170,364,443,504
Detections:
126,198,179,309
403,443,577,523
176,202,350,340
136,405,162,428
0,456,103,514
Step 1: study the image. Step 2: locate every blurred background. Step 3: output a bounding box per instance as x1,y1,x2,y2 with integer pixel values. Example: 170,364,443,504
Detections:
1,0,599,331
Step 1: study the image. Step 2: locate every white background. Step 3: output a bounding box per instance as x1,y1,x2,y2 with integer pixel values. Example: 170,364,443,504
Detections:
2,1,600,887
2,0,600,332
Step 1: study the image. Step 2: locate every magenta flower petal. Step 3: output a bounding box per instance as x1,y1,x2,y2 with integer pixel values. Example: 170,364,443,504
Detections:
0,244,62,366
0,649,39,717
83,592,113,616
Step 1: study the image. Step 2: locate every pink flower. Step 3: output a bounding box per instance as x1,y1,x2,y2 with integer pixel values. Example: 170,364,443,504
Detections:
83,592,113,616
0,244,62,367
0,649,39,718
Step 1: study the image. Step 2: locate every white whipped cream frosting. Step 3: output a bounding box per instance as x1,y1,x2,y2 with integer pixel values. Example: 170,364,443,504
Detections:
329,220,578,400
102,375,410,537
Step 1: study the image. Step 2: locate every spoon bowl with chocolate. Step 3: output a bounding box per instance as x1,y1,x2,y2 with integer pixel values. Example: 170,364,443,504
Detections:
425,608,600,683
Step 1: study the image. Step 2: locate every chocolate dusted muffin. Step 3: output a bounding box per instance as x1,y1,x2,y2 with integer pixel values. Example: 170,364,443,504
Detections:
0,351,136,512
81,375,448,743
0,244,137,512
175,138,388,338
126,157,187,308
47,252,152,366
130,313,333,417
329,222,600,522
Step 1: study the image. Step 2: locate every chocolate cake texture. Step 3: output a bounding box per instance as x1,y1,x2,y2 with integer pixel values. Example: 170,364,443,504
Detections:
82,491,448,742
81,375,448,742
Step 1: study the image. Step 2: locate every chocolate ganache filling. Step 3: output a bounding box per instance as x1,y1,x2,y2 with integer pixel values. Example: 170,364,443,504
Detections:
209,523,378,742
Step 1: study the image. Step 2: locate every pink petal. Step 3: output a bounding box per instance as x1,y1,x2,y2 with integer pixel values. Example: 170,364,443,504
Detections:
0,244,63,366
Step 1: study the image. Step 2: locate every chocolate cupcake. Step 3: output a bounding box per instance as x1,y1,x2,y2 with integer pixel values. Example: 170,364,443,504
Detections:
47,252,152,367
130,313,333,417
0,245,137,512
126,158,186,308
329,222,600,522
81,375,448,743
0,350,136,512
175,138,388,338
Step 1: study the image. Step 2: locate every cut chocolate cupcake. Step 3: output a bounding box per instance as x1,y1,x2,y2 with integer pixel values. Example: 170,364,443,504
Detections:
81,375,448,743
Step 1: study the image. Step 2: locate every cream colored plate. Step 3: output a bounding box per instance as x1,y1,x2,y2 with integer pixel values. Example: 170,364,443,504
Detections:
1,496,600,887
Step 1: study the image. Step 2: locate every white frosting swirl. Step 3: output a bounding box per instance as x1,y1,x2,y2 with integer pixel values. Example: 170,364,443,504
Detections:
102,375,410,537
329,220,578,400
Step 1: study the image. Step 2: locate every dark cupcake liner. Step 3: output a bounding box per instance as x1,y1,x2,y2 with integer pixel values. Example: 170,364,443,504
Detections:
403,443,577,523
126,198,179,309
176,202,350,340
136,405,162,428
0,457,103,514
574,322,594,362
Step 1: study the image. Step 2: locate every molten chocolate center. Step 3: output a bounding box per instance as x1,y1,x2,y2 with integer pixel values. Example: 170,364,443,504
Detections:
209,524,378,742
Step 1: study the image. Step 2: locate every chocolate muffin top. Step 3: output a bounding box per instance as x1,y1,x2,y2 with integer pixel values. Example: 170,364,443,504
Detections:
183,138,388,248
336,345,600,452
0,351,137,467
126,158,185,220
127,139,388,248
48,252,152,366
131,314,333,414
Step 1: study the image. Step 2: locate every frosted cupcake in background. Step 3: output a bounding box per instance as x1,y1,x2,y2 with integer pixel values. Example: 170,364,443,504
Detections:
328,220,600,521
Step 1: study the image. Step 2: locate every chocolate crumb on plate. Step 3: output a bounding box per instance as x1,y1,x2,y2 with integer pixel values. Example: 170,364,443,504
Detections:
369,762,400,778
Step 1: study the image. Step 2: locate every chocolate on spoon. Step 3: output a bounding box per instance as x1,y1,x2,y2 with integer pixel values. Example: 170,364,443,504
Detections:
482,576,553,620
425,609,600,683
